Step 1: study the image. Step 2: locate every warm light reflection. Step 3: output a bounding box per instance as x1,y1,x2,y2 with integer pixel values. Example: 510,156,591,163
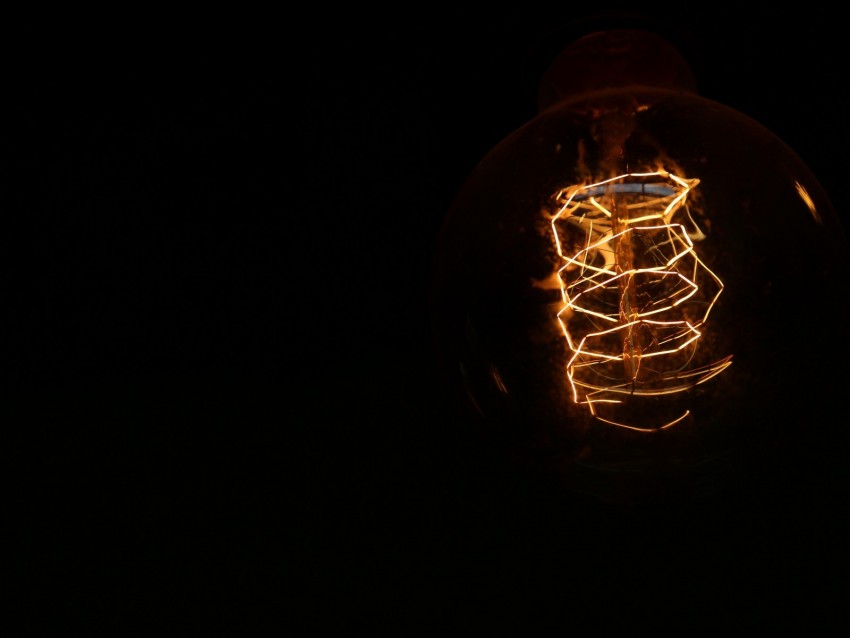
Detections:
550,170,732,431
795,180,820,223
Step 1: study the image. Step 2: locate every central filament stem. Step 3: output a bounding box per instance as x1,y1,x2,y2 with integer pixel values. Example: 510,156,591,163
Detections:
612,195,641,385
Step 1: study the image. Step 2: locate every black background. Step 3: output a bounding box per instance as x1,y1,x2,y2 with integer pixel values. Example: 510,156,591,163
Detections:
11,9,850,632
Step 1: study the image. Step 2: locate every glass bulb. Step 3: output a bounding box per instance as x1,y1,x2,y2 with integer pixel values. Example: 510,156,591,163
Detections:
430,29,850,504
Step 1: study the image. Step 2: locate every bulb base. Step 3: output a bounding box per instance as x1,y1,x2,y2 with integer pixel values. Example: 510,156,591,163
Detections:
538,29,698,111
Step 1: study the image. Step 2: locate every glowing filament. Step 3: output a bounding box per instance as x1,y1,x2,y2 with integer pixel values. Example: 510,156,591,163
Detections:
550,170,731,432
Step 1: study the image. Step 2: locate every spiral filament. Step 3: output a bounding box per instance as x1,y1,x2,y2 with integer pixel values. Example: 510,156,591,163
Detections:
550,170,732,432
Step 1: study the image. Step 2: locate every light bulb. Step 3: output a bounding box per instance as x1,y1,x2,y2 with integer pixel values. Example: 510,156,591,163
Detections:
430,28,850,504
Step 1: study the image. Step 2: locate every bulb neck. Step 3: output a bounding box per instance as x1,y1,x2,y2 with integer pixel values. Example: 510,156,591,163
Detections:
537,29,698,112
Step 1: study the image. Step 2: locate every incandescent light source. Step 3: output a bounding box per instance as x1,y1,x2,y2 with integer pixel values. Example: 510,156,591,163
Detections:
430,27,850,504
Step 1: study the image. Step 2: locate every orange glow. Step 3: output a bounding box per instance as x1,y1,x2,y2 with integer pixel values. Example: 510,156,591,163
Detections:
795,180,820,223
549,170,731,431
491,365,508,394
